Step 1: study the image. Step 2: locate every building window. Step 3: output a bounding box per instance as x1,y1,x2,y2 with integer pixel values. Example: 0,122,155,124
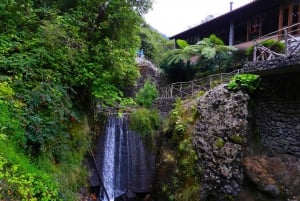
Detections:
283,7,289,27
292,5,299,33
279,3,300,34
247,17,261,40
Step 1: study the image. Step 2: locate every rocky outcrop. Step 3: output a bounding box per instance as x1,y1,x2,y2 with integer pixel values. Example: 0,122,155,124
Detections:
192,80,300,201
193,84,250,200
136,58,163,87
243,154,300,200
125,58,166,97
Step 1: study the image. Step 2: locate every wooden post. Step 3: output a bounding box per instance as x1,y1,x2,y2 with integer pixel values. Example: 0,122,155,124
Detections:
170,84,173,98
278,5,283,34
298,5,300,35
284,27,288,56
191,81,194,97
253,40,257,62
180,83,182,98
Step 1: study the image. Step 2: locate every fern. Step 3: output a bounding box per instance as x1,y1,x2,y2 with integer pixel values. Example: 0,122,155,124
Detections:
176,39,190,49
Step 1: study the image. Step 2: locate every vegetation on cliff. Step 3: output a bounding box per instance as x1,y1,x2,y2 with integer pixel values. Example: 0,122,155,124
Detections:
160,34,238,82
154,97,202,201
0,0,170,199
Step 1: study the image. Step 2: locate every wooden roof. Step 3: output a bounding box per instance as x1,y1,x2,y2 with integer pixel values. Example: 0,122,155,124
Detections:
169,0,281,40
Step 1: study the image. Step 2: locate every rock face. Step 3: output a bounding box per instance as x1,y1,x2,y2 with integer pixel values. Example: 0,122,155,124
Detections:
125,58,166,97
243,154,300,199
192,79,300,201
193,84,250,200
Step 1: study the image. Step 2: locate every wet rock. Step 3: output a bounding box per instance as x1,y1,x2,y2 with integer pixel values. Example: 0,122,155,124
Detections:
243,154,300,198
263,184,280,197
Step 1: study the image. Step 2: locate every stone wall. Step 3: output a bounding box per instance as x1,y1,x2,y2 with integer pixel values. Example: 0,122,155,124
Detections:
153,97,176,113
255,100,300,157
242,54,300,74
252,73,300,158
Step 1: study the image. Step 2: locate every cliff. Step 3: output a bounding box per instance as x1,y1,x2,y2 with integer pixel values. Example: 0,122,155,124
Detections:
192,79,300,201
154,75,300,201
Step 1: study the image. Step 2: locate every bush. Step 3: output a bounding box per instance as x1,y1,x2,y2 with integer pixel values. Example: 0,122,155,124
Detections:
227,74,261,93
129,108,160,141
0,141,60,200
0,81,26,148
135,80,159,108
245,39,285,57
157,98,200,201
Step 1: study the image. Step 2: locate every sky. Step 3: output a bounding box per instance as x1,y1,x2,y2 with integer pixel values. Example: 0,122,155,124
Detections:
144,0,252,37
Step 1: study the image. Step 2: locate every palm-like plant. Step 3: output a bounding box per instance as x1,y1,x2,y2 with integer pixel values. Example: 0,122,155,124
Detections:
166,39,192,65
165,34,236,76
196,34,236,59
162,34,237,81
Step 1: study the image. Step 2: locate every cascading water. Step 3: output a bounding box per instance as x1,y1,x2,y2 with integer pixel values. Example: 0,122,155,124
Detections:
88,115,155,201
99,116,128,200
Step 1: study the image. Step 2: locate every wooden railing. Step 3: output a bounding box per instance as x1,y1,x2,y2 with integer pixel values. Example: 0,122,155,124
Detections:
253,23,300,61
159,70,240,99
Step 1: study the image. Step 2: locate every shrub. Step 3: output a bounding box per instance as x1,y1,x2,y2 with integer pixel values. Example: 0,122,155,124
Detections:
230,133,246,145
227,74,260,93
0,81,26,149
215,137,225,149
129,108,160,141
0,141,60,200
158,98,201,201
135,80,159,108
245,39,285,57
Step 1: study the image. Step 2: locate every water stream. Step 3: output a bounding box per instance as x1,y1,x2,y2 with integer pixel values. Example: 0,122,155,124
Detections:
88,115,155,201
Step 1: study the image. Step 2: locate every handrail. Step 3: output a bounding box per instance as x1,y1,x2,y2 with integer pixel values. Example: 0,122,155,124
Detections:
158,70,238,99
254,23,300,42
253,23,300,62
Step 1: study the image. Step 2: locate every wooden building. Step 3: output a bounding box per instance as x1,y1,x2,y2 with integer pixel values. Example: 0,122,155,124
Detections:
170,0,300,49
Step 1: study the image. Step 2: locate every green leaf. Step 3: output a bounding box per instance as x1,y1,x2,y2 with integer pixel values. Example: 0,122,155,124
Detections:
176,39,189,49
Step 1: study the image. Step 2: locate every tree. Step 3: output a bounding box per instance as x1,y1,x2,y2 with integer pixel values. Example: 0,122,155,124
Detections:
159,39,196,82
139,23,173,65
127,0,153,15
194,34,236,74
161,34,236,81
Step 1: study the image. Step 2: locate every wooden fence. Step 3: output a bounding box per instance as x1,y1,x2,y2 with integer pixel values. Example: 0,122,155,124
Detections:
253,23,300,61
159,70,239,99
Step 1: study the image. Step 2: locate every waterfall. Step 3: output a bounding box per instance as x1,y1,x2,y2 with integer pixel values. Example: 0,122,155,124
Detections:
100,116,127,200
88,115,155,201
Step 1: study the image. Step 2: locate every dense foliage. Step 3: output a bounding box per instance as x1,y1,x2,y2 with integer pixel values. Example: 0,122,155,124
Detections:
139,24,174,65
155,98,201,201
0,0,154,199
129,108,160,145
0,80,60,200
129,80,160,147
227,74,261,93
161,34,237,82
245,39,285,59
135,80,159,108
